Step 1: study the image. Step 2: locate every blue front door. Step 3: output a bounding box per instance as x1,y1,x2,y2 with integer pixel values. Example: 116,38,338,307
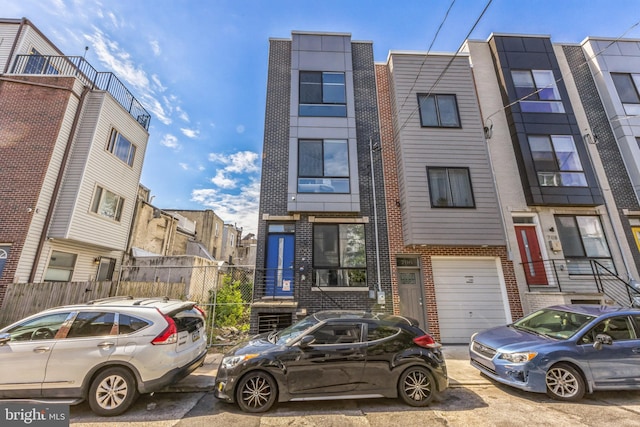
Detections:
266,234,294,297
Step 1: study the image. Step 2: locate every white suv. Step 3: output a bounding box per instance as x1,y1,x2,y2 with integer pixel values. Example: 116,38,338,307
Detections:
0,296,207,416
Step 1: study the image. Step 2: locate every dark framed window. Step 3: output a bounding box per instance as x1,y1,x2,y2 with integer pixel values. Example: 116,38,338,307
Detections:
23,48,58,75
298,139,349,193
96,257,116,281
427,167,474,208
555,215,613,275
528,135,587,187
107,128,136,166
611,73,640,116
299,71,346,117
417,94,460,127
313,224,366,287
67,312,116,338
511,70,565,113
0,245,9,280
44,251,77,282
91,185,124,221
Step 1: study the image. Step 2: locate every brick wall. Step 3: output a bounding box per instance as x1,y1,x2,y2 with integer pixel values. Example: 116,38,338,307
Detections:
0,76,74,303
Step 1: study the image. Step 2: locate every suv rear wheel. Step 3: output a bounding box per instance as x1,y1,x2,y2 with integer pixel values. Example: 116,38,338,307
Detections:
88,367,139,416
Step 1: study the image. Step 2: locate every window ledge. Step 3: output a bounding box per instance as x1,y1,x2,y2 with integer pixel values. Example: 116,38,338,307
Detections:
311,286,369,292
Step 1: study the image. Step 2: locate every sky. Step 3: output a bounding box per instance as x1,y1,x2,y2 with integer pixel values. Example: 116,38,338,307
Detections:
4,0,640,235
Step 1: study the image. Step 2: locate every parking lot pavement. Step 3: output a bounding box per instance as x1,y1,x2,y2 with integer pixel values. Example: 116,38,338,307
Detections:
162,344,487,393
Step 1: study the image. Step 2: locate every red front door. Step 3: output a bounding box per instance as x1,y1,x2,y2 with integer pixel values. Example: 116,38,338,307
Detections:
515,226,548,286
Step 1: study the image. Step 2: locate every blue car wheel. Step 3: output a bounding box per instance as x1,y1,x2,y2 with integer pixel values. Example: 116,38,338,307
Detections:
545,363,585,401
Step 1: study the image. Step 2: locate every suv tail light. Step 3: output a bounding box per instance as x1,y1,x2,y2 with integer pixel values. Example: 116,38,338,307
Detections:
413,334,442,349
151,311,178,345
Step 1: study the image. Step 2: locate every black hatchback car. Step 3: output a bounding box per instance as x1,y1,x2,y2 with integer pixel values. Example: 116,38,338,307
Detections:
214,310,448,412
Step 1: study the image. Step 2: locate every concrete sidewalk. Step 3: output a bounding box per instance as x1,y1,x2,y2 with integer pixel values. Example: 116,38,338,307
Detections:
162,344,489,393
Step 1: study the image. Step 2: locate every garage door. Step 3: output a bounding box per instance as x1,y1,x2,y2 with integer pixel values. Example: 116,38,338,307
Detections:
433,257,509,344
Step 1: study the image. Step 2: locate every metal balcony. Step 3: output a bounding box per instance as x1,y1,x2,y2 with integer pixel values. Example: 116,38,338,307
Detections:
9,54,151,130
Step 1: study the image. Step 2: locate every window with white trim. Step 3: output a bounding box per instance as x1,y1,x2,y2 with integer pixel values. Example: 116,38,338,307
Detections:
107,128,136,166
44,251,77,282
91,186,124,221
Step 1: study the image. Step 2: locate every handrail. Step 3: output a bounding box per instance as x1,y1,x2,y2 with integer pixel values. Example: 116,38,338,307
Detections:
9,54,151,130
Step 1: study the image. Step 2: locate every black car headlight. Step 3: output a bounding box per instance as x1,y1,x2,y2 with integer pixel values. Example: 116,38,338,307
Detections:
221,354,259,370
499,351,537,363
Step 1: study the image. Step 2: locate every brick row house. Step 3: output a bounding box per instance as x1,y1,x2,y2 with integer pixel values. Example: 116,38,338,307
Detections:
254,30,640,343
0,18,150,305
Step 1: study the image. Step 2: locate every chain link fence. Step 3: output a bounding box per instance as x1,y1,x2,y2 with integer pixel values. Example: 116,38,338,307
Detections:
118,263,254,348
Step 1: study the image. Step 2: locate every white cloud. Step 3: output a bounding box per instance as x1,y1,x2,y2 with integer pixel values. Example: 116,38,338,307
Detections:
177,107,190,122
150,39,161,56
160,134,180,149
191,179,261,234
107,11,119,28
179,163,189,170
236,125,245,134
208,151,259,174
211,170,236,189
151,74,166,92
180,127,199,138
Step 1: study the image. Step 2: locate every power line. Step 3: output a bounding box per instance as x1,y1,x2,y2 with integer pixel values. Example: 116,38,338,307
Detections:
394,0,494,136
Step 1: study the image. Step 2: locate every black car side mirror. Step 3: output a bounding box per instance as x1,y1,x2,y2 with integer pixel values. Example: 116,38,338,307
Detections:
593,333,613,351
298,335,316,349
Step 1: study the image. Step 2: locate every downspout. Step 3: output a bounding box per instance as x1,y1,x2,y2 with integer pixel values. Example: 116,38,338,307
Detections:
3,17,26,74
29,85,90,282
369,136,383,295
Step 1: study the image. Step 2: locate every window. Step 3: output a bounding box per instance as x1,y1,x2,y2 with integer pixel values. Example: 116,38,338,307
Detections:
417,94,460,127
67,312,116,338
6,312,71,341
611,73,640,115
0,245,9,280
298,139,349,193
23,48,58,75
96,257,116,281
91,186,124,221
528,135,587,187
366,324,400,341
580,316,635,344
44,251,77,282
107,129,136,166
555,215,613,274
511,70,565,113
427,167,474,208
308,323,362,345
118,314,150,334
313,224,366,287
299,71,346,117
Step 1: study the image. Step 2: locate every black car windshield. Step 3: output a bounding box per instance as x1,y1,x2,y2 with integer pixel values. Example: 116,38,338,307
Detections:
513,308,595,340
274,316,320,345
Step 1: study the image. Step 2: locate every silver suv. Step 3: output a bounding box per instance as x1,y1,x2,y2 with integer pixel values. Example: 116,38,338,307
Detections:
0,296,207,416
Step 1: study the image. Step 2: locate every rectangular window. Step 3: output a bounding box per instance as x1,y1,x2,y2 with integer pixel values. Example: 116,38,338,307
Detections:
91,186,124,221
313,224,366,287
299,71,346,117
528,135,587,187
512,70,565,113
555,215,613,274
427,167,475,207
0,245,10,280
96,257,116,281
611,73,640,116
298,139,349,193
44,251,77,282
107,129,136,166
417,94,460,127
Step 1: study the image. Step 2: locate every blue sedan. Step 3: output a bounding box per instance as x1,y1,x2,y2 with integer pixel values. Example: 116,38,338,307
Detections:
469,304,640,401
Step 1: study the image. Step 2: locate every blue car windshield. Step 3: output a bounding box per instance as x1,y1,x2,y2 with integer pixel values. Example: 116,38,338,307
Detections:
513,308,596,340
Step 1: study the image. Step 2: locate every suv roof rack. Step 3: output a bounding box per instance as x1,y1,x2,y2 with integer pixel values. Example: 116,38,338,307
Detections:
87,296,134,305
132,296,171,306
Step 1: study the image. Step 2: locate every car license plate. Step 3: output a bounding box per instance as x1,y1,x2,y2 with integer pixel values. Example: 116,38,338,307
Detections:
192,331,200,341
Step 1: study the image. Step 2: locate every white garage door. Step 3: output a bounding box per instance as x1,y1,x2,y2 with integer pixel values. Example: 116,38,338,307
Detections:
433,257,509,344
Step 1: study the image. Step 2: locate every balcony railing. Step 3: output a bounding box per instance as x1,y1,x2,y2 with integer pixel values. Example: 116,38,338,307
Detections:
522,259,640,307
9,55,151,130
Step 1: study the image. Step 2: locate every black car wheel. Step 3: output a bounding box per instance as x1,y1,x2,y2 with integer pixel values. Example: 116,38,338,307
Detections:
236,371,277,413
88,367,139,416
545,363,585,401
398,366,435,407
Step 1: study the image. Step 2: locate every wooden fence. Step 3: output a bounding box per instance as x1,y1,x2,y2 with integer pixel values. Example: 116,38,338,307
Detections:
0,281,192,327
0,281,113,327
